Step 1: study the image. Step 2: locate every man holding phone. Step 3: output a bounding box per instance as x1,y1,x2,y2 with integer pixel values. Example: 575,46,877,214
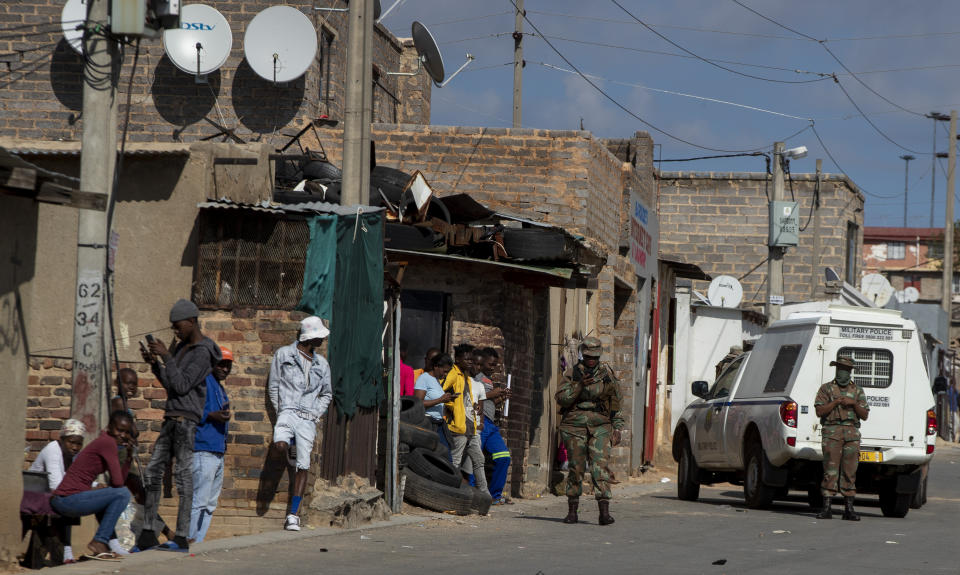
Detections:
189,346,233,543
138,299,221,552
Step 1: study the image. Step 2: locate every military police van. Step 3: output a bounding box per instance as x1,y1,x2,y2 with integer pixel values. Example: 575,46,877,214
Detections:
672,305,936,518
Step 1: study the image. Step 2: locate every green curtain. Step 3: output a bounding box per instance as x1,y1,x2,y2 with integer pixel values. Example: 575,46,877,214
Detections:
329,212,384,418
296,215,338,320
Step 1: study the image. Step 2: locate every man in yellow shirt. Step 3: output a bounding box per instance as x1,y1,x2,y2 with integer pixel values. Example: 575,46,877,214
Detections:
444,344,484,488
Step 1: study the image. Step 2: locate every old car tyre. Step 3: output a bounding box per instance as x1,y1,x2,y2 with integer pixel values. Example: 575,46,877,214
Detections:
401,469,473,516
677,438,700,501
398,421,439,452
371,166,411,203
880,485,911,518
406,447,462,488
302,160,342,181
398,443,410,469
399,396,425,424
743,442,775,509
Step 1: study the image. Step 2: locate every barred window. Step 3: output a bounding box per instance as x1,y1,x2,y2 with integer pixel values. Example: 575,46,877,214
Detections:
837,347,893,389
193,210,308,309
887,242,905,260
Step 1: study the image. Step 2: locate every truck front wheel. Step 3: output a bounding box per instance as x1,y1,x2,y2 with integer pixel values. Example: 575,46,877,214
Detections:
743,442,774,509
677,438,701,501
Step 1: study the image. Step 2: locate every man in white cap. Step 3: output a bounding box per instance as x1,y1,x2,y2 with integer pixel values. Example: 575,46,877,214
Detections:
267,316,333,531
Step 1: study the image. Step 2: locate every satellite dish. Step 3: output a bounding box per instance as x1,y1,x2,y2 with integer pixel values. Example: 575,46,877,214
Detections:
903,286,920,303
707,275,743,308
61,0,86,54
860,273,894,307
244,6,318,83
163,4,232,81
411,21,444,84
825,267,841,282
374,0,382,20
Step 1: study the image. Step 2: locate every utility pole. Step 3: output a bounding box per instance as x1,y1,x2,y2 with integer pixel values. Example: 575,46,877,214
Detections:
71,0,120,442
927,112,950,227
512,0,523,128
766,142,785,322
810,158,822,299
943,110,956,315
341,0,371,205
900,154,914,227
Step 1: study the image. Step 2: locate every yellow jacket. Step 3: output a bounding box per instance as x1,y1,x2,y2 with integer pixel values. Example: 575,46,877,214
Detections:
442,365,475,435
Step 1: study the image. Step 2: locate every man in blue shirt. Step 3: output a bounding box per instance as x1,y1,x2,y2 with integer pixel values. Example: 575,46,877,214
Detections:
189,346,233,543
414,353,456,455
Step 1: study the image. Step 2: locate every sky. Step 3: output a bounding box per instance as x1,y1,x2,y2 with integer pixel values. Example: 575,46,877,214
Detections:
380,0,960,228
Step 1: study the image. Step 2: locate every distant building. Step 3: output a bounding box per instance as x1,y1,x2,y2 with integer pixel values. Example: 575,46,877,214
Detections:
861,227,952,302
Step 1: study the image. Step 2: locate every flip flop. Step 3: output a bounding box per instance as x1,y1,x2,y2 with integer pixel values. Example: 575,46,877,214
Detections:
83,552,121,562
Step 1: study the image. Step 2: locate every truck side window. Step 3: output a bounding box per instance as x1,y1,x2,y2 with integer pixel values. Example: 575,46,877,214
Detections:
710,356,743,399
763,344,803,393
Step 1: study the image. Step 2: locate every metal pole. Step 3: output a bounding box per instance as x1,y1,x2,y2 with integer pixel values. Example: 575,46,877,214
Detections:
341,0,369,206
931,117,938,228
766,142,785,322
71,0,119,442
944,111,956,314
512,0,523,128
360,0,373,199
810,158,822,299
900,155,914,227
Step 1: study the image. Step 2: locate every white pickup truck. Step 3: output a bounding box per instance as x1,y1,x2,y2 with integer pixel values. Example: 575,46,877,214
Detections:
672,305,937,517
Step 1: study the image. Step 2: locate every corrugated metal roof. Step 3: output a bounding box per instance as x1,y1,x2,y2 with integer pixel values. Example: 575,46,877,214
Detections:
197,197,385,216
7,147,191,157
386,248,573,279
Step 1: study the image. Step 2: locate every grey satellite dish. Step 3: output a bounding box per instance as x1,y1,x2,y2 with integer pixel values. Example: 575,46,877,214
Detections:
61,0,86,54
824,267,841,282
903,286,920,303
244,6,318,84
412,21,444,84
163,4,232,83
860,273,894,307
707,275,743,308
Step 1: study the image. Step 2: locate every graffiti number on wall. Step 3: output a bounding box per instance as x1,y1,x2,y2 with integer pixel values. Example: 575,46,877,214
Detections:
0,296,22,354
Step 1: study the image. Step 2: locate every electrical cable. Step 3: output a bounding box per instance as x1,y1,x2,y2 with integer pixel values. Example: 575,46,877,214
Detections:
608,0,829,85
830,75,928,155
427,11,514,27
509,0,803,153
728,0,819,42
810,124,902,199
0,19,86,33
656,152,768,163
439,31,518,45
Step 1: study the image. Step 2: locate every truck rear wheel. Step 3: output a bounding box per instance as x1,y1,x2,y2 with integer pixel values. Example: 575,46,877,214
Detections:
879,485,911,518
677,439,700,501
743,443,774,509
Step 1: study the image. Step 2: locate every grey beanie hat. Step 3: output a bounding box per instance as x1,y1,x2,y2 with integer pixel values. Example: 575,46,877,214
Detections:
169,298,199,323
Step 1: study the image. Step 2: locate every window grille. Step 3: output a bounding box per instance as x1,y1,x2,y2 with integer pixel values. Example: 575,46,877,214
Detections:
193,210,308,309
887,242,905,260
837,347,893,389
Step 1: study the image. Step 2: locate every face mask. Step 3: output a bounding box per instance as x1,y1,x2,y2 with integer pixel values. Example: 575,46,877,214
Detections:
835,369,851,386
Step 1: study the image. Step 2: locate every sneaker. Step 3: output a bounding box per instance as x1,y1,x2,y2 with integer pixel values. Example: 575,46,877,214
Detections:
284,514,301,531
493,497,514,505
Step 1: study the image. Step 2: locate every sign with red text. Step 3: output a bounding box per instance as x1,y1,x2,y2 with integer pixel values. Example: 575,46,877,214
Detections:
629,191,658,278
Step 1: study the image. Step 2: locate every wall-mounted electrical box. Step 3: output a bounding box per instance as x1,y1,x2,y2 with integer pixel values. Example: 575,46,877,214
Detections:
769,201,799,247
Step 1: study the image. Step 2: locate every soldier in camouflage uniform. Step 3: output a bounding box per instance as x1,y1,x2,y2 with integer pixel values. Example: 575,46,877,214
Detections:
556,337,624,526
814,357,870,521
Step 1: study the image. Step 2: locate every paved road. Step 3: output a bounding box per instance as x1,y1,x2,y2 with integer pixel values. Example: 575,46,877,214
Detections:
83,443,960,575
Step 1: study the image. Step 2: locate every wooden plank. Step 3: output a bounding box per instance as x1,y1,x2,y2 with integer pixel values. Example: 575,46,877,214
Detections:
0,166,37,191
36,182,107,211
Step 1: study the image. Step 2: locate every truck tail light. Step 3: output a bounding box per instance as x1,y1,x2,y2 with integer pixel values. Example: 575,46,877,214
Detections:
786,437,796,447
927,444,935,454
926,408,937,436
780,401,798,428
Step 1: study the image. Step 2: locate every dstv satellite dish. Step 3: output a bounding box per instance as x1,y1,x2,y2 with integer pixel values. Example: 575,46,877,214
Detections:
860,273,894,307
903,286,920,303
244,6,317,84
163,4,232,83
61,0,86,54
412,21,444,84
707,275,743,308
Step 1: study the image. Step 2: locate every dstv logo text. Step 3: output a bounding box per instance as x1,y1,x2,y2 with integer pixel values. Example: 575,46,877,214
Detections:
181,21,216,31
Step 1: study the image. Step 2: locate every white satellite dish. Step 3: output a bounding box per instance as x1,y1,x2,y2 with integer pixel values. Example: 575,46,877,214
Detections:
163,4,232,83
903,286,920,303
860,273,894,307
61,0,87,54
707,275,743,308
244,6,317,84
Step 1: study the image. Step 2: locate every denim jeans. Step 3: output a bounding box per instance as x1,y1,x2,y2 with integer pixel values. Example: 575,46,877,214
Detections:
51,487,131,545
189,451,224,543
144,417,196,538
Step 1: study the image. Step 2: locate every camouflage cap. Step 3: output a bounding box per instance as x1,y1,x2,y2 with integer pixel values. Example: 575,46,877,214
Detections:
830,357,856,371
581,336,603,358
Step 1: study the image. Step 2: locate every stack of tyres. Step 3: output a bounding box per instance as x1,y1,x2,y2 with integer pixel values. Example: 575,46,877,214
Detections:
397,396,492,515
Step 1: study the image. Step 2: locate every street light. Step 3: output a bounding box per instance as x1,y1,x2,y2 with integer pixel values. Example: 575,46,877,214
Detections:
927,112,951,227
900,154,914,227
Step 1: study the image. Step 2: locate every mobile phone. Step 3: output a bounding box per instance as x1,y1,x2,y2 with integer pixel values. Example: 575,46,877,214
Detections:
139,341,148,353
145,334,155,344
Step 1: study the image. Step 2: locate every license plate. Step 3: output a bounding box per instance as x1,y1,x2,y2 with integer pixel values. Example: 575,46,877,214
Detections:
859,451,883,463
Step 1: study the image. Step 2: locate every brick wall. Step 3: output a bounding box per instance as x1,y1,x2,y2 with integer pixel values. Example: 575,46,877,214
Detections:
0,0,427,146
22,309,333,539
657,172,865,306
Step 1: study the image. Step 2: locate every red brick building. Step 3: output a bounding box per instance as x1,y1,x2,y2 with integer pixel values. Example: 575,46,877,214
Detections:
862,227,948,301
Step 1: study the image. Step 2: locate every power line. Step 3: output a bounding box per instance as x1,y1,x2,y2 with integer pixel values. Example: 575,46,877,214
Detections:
608,0,828,85
535,61,813,121
830,75,928,155
427,11,514,27
439,31,517,45
728,0,819,41
657,152,768,163
810,124,902,199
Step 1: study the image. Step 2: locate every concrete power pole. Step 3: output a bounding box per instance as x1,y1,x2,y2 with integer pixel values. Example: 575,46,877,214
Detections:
71,0,120,441
900,155,914,227
766,142,785,322
512,0,523,128
810,158,822,299
341,0,372,206
943,111,956,315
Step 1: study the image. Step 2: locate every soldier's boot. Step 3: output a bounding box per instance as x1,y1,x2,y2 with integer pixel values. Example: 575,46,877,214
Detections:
816,494,833,519
598,500,615,526
562,497,579,524
841,496,860,521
